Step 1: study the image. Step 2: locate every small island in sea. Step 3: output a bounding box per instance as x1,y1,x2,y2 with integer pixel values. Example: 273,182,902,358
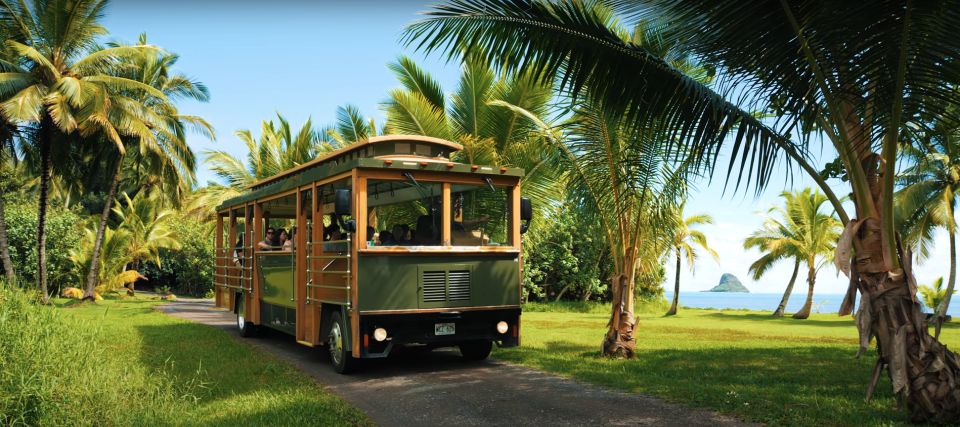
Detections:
703,273,750,293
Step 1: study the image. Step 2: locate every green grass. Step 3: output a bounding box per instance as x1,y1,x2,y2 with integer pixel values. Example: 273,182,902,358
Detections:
15,291,369,426
494,305,960,426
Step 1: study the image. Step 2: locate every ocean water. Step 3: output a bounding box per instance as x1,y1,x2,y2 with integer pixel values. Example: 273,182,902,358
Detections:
664,291,960,317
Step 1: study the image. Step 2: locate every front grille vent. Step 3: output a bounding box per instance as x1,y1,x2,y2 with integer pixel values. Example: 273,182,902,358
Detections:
422,271,446,302
447,270,471,301
420,268,471,303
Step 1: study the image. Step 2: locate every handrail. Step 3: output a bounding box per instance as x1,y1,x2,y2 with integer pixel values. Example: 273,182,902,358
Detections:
306,235,351,306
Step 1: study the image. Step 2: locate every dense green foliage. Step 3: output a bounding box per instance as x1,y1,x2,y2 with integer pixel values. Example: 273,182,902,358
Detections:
522,206,609,302
140,219,215,296
3,201,84,291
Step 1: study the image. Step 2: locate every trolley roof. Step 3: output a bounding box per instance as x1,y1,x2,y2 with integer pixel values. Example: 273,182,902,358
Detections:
217,135,524,211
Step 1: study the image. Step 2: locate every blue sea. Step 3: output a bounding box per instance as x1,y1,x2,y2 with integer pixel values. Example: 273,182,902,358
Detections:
664,291,960,317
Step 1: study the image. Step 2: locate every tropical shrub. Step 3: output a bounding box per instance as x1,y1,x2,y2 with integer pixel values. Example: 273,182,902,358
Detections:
3,201,84,292
140,219,215,296
919,277,957,313
522,207,609,302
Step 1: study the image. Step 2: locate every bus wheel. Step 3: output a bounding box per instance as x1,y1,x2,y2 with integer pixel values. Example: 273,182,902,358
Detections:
459,340,492,361
236,295,257,338
327,312,354,374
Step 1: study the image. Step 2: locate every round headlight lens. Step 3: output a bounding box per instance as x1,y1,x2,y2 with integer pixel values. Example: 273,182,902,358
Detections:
373,327,388,342
496,321,509,334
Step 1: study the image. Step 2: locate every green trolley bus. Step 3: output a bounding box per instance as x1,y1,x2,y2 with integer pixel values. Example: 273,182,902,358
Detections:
213,135,531,373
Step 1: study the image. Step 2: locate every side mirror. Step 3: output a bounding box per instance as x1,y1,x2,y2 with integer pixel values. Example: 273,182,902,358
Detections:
335,189,352,216
519,197,532,235
520,197,532,221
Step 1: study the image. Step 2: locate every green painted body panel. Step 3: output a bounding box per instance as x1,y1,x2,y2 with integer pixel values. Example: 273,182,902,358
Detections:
260,302,296,334
257,254,296,309
356,254,520,311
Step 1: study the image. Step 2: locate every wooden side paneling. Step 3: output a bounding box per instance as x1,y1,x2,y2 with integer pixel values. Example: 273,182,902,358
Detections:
295,188,307,342
214,214,224,308
351,172,363,356
250,203,263,324
441,183,451,246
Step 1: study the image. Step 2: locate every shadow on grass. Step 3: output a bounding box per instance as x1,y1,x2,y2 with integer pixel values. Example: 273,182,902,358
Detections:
700,311,860,328
496,340,910,426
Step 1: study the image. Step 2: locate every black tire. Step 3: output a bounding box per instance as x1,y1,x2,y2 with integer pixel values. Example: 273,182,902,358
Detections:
236,295,257,338
327,312,355,374
459,340,493,361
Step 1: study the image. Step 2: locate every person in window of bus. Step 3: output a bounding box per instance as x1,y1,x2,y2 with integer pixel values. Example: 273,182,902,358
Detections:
233,234,244,266
258,228,276,251
415,215,439,245
379,230,395,246
274,228,287,250
391,224,410,245
281,228,294,252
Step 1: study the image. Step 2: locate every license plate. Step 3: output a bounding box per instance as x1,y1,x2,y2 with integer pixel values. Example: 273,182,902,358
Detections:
434,322,455,336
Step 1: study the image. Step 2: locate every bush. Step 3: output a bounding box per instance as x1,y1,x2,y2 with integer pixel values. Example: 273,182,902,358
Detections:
522,207,610,302
0,284,194,425
3,201,85,291
140,219,214,296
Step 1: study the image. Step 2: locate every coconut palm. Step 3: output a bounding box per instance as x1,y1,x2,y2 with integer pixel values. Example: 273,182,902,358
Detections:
745,189,841,319
78,35,211,301
0,128,18,282
407,0,960,417
113,190,179,272
665,201,717,316
919,277,957,315
205,108,371,200
896,133,960,337
0,0,170,302
383,54,562,228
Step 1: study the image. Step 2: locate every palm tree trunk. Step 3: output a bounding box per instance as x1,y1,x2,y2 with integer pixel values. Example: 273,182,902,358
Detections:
602,270,635,358
792,263,815,320
36,119,52,303
773,259,801,317
934,218,956,339
82,157,124,301
0,191,14,283
666,247,681,316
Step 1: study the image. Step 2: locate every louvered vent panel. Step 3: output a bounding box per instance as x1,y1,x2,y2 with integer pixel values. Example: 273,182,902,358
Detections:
421,271,446,302
447,270,471,301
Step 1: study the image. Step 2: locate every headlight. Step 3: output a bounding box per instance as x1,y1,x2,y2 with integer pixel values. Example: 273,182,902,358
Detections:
496,321,509,334
373,327,388,342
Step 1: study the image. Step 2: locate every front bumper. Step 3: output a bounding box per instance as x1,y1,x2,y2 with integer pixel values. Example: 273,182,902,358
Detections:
358,308,521,358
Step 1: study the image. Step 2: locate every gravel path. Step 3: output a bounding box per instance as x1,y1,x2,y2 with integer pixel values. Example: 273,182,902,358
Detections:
158,299,755,426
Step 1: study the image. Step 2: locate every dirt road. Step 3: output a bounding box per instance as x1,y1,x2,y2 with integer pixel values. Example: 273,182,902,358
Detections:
158,299,753,426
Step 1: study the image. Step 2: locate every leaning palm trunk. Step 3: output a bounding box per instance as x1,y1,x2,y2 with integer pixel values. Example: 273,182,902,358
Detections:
83,157,124,301
36,120,52,303
792,263,815,319
842,177,960,422
0,191,14,282
773,259,800,317
666,247,681,316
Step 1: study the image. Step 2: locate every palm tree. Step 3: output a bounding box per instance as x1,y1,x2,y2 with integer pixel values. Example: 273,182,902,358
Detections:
0,0,169,302
383,54,562,227
79,35,211,301
665,201,717,316
407,0,960,418
113,190,179,272
205,109,367,199
0,129,18,282
918,277,957,315
745,189,841,319
896,134,959,337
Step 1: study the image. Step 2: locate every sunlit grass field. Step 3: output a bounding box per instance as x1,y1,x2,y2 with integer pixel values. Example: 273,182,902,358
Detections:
495,305,960,426
59,296,369,426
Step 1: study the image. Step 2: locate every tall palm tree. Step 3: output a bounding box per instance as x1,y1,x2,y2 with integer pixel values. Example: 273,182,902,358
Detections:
563,98,684,357
0,0,168,302
80,35,211,301
896,133,960,337
745,189,841,319
665,201,717,316
407,0,960,418
0,128,17,282
383,54,562,227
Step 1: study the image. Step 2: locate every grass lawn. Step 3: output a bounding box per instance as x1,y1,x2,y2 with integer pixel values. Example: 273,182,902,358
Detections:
58,296,369,426
494,306,960,426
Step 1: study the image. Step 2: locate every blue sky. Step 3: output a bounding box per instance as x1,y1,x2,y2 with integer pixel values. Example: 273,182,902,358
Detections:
101,1,950,297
